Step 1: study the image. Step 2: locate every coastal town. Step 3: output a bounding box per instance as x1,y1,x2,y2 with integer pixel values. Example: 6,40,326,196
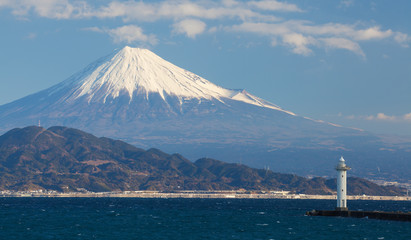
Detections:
1,189,409,201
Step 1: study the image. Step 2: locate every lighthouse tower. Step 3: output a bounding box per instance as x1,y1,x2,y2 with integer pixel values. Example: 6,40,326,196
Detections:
336,156,350,211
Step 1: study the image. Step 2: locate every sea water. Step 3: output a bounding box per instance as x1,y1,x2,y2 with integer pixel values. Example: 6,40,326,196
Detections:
0,198,409,239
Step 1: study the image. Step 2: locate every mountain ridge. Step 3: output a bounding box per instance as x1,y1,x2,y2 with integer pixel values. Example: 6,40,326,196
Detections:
0,126,404,196
0,47,409,182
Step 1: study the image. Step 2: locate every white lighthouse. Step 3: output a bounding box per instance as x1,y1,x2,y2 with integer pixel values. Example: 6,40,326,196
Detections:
336,156,350,211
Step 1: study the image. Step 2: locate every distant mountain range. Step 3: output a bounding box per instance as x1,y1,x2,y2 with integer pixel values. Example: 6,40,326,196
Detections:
0,126,404,195
0,47,409,182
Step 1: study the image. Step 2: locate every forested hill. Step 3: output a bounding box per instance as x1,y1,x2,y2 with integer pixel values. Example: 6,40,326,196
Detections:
0,126,404,196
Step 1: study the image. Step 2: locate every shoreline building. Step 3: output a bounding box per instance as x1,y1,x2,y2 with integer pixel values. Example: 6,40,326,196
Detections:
306,157,411,221
336,156,350,211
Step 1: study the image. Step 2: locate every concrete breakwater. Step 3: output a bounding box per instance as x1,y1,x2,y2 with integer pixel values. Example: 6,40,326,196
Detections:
1,190,410,201
306,209,411,222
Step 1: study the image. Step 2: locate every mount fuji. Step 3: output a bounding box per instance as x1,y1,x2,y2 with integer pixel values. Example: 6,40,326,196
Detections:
0,46,409,182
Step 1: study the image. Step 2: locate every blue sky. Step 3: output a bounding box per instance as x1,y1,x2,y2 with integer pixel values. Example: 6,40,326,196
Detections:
0,0,410,136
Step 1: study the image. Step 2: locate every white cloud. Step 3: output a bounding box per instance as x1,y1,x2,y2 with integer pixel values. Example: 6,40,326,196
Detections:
173,19,206,38
321,37,365,58
354,27,392,41
90,1,274,22
83,26,103,33
403,113,411,121
365,115,374,121
208,26,218,33
25,32,37,39
394,32,410,47
342,112,411,122
109,25,157,45
339,0,354,8
292,23,394,41
229,22,290,36
229,20,409,56
87,25,157,45
0,0,12,7
2,0,89,19
270,38,278,47
222,0,238,7
248,0,302,12
376,113,396,121
97,1,156,20
1,0,409,55
282,33,315,56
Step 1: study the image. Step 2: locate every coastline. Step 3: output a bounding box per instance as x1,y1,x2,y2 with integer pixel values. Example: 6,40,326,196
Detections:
1,190,410,201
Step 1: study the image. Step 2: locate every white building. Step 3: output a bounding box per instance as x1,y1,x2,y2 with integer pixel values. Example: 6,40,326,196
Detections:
336,156,350,211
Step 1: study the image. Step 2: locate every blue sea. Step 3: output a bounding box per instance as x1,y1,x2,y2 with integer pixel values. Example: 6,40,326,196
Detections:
0,198,409,239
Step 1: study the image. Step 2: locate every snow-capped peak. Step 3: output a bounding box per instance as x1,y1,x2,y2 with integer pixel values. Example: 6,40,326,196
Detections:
59,46,294,115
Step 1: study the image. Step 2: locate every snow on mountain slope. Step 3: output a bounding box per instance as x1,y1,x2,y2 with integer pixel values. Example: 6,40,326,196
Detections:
50,46,293,115
1,46,410,182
